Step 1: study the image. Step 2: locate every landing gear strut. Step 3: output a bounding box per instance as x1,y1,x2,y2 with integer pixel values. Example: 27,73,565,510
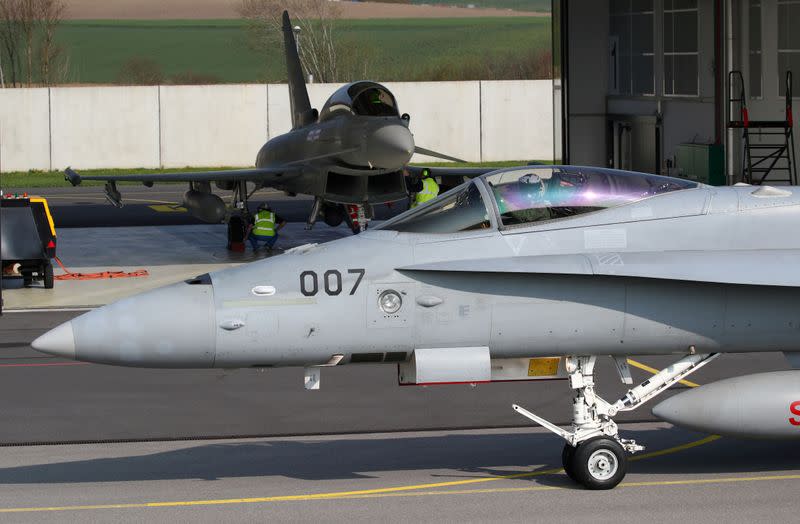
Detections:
306,197,323,230
227,181,255,250
514,352,718,489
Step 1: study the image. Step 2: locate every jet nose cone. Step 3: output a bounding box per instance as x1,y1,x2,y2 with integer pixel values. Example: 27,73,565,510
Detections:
32,321,76,359
369,123,414,168
59,279,217,368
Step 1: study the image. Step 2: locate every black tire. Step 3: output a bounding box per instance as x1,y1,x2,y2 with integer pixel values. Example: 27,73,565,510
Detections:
322,204,344,227
43,262,54,289
561,443,578,481
22,272,33,287
571,437,626,490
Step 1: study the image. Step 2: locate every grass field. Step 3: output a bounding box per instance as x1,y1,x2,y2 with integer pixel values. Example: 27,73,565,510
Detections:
0,162,540,189
411,0,551,12
57,17,550,84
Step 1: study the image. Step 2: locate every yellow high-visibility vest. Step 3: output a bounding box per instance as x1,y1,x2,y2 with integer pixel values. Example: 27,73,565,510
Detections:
412,177,439,208
253,210,276,236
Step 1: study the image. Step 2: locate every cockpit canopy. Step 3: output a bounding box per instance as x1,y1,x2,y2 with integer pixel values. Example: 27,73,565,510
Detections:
319,81,399,120
378,166,700,234
485,165,698,227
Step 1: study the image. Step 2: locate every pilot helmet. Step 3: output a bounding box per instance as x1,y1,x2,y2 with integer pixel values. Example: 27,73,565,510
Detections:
518,173,546,200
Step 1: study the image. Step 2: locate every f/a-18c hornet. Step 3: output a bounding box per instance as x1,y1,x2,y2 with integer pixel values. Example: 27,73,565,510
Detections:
64,11,489,240
34,165,800,489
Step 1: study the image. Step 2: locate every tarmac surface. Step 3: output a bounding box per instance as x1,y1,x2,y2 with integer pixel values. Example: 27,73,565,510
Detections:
21,186,403,228
0,424,797,523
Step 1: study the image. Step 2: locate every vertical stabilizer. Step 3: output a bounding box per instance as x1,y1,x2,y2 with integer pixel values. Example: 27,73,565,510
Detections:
282,11,314,128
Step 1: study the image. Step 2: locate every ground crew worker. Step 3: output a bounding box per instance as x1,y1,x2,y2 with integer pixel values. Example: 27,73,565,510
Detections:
247,203,286,252
410,168,439,208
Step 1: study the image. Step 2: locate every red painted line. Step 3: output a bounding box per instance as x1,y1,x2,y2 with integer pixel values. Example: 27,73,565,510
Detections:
0,362,88,368
401,380,493,387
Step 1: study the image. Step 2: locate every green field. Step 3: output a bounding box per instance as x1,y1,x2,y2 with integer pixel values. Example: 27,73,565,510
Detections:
57,17,550,84
411,0,551,12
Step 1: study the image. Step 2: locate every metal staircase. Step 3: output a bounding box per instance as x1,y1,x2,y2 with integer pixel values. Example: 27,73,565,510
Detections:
728,70,796,185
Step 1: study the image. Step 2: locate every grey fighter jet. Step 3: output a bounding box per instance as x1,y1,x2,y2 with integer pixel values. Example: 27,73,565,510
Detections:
64,11,486,238
33,165,800,489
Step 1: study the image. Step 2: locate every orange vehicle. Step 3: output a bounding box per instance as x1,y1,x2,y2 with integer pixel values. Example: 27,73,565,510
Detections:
0,193,57,289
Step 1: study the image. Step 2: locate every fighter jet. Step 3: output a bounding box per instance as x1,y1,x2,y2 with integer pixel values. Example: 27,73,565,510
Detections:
33,165,800,489
64,11,487,238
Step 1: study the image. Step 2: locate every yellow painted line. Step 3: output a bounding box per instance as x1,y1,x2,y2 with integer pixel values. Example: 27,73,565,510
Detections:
148,204,187,213
621,474,800,488
0,434,722,514
40,195,181,205
280,474,800,501
274,474,800,501
4,472,799,513
627,358,701,388
629,434,720,461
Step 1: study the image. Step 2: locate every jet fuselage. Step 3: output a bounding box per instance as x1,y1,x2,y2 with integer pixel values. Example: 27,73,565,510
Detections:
34,166,800,368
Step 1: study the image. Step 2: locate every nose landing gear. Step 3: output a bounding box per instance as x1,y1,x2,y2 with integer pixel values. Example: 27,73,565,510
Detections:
514,352,718,489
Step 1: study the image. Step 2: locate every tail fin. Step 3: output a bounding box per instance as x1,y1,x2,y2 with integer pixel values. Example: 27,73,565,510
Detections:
282,11,315,128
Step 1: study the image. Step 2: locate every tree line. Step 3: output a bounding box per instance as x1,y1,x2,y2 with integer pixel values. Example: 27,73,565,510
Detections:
0,0,67,87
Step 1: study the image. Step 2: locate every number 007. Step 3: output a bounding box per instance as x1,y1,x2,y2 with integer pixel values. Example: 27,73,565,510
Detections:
300,269,365,297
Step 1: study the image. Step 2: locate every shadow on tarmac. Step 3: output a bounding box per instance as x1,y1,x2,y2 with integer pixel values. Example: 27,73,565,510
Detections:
0,428,797,485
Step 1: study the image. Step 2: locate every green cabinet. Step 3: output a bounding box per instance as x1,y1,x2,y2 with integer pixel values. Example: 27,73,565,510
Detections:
676,143,726,186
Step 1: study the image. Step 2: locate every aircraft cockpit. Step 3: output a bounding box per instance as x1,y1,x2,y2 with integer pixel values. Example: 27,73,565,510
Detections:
319,81,400,120
378,166,699,233
485,166,699,227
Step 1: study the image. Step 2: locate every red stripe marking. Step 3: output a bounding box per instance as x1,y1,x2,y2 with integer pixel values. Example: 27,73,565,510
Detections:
401,380,493,387
0,362,88,368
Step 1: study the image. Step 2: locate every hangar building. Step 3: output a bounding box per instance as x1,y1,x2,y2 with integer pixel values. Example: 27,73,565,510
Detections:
553,0,798,185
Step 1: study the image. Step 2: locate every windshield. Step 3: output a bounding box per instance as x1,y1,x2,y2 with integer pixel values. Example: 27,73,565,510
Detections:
351,85,397,117
486,166,698,227
319,81,399,120
378,182,492,233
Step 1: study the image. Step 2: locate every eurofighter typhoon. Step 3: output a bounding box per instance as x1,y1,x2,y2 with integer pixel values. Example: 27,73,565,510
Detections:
33,165,800,489
64,11,482,238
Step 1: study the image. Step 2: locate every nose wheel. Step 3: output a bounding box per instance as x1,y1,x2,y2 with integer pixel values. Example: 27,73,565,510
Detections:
561,443,577,481
565,437,626,490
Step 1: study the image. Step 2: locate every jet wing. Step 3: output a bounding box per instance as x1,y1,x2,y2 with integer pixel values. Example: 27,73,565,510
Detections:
65,166,299,186
398,250,800,287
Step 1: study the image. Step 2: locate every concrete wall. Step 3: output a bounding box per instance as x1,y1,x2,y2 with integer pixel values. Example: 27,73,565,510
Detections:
0,88,49,172
50,87,161,170
0,80,553,173
388,81,482,163
480,80,553,162
159,85,268,168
